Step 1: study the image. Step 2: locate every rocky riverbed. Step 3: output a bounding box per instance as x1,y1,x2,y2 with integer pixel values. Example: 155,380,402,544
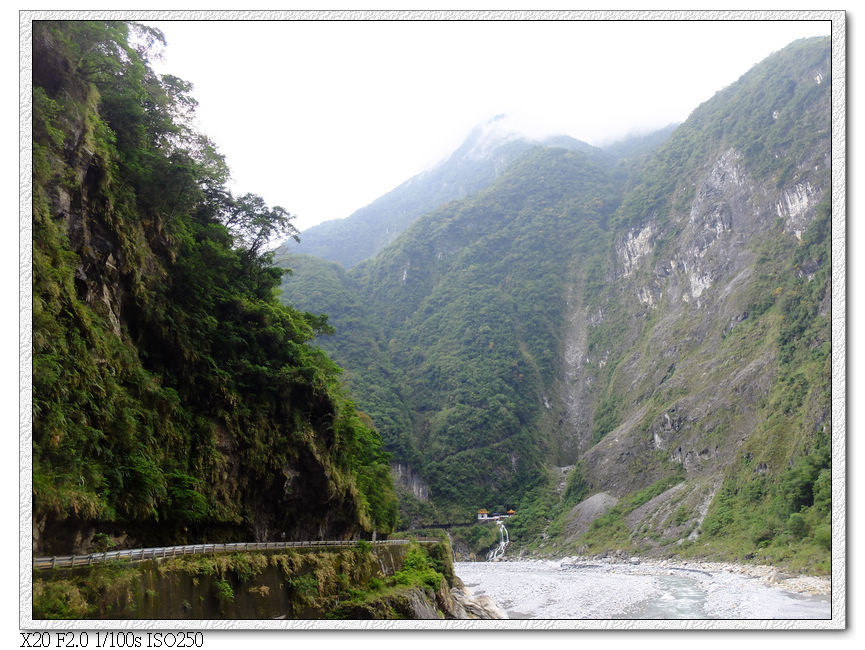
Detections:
454,557,831,620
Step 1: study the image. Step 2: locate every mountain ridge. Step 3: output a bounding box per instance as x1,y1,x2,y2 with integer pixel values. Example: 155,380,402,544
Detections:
280,114,603,268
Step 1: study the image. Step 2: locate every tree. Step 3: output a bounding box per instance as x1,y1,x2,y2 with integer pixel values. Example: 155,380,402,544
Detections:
222,192,299,259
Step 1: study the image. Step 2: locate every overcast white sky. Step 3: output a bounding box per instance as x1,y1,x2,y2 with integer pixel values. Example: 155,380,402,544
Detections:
145,17,829,233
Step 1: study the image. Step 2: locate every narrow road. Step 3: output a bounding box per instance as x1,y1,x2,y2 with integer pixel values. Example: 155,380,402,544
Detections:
34,538,438,570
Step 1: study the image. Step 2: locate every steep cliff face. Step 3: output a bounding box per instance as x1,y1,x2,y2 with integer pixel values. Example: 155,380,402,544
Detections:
578,144,828,492
545,38,832,568
592,45,826,455
32,21,397,555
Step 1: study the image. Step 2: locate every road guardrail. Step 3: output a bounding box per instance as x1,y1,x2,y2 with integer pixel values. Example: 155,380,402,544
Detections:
33,538,441,570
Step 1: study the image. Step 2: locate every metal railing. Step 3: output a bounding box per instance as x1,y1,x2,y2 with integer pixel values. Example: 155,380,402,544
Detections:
33,538,440,570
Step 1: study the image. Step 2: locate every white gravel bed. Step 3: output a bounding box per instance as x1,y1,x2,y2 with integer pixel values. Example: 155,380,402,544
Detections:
455,557,831,620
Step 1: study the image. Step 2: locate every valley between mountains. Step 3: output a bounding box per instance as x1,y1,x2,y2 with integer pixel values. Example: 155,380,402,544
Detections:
31,21,835,622
275,36,832,573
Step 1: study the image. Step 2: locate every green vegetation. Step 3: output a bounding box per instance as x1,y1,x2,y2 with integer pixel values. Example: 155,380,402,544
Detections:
327,540,458,618
33,561,141,619
504,466,593,549
506,480,567,546
449,524,501,558
269,253,420,468
32,20,396,551
613,37,829,230
562,464,589,505
34,544,456,619
213,579,234,603
571,474,686,553
283,118,595,268
591,394,624,444
391,545,443,591
280,146,622,522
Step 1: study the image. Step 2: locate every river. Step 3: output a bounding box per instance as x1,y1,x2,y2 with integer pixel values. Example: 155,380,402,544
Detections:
454,558,831,619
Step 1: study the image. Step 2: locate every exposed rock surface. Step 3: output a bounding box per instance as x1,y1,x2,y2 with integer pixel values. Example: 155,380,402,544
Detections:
392,462,431,502
451,584,509,619
563,492,618,541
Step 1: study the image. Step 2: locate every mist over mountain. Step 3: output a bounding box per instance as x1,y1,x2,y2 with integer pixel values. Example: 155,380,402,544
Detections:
601,123,679,160
279,114,599,268
276,37,832,570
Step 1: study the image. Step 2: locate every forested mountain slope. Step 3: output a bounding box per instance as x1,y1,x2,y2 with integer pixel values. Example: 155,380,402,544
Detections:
277,37,832,570
31,21,397,555
281,144,622,521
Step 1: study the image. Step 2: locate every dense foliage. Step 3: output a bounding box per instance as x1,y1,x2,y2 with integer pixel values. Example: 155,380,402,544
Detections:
32,20,396,552
270,253,420,467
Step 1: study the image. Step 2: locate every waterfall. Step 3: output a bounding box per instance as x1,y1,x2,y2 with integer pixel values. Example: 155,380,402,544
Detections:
486,522,510,561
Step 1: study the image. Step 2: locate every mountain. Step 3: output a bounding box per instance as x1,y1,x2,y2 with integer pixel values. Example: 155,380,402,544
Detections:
276,37,832,571
278,143,622,521
31,21,397,555
279,115,595,268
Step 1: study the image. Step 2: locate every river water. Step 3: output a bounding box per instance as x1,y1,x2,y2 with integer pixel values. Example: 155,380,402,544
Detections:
454,558,831,620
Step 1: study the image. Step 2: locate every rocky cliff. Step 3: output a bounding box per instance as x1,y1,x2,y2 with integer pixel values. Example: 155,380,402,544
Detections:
31,21,397,555
552,38,831,569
